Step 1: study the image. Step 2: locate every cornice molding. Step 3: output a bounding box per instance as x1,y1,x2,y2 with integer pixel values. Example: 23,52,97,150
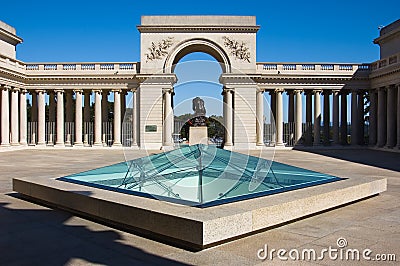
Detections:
137,25,260,33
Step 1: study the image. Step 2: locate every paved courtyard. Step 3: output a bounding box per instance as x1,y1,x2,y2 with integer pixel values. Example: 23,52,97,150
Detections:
0,148,399,265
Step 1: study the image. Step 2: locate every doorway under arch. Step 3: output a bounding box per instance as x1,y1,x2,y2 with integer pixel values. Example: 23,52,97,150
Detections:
171,52,226,146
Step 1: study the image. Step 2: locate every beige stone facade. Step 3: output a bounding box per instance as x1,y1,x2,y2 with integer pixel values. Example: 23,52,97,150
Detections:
0,16,399,149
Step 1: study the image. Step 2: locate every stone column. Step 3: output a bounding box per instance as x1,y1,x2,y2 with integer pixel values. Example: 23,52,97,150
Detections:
224,89,233,146
256,89,264,145
332,90,340,144
131,89,138,146
1,85,10,146
10,88,19,146
74,89,83,146
305,90,313,145
369,89,377,146
357,91,365,145
48,90,56,122
351,90,358,145
377,88,387,147
37,90,46,146
323,90,330,145
94,90,102,146
275,88,284,146
19,89,28,145
313,90,322,145
340,91,348,145
386,86,396,148
294,89,303,144
84,90,91,123
55,89,64,146
163,89,173,146
113,89,122,146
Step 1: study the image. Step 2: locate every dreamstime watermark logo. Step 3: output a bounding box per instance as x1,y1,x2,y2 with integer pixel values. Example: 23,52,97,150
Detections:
257,237,396,262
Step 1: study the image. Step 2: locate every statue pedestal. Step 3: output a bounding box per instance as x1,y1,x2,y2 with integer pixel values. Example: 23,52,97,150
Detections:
189,126,208,145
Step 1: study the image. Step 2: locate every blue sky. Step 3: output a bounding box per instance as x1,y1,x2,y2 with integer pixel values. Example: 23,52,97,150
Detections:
1,0,398,118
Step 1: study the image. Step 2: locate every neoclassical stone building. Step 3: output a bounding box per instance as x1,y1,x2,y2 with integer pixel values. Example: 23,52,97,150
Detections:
0,16,399,149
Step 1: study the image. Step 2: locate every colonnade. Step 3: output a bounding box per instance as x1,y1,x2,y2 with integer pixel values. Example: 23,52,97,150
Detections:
255,88,368,146
369,84,400,148
2,84,399,149
0,85,138,147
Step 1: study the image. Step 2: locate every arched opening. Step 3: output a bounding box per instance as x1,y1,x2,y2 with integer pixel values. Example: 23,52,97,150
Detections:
171,52,225,146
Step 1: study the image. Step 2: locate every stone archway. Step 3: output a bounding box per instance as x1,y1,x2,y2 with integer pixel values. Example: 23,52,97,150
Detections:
137,16,259,149
163,38,231,73
164,39,232,147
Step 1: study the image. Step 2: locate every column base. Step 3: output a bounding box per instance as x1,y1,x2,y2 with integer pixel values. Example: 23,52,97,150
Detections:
93,142,103,147
275,142,285,147
10,142,20,146
74,142,84,147
36,142,46,146
130,144,139,149
19,142,28,146
162,145,174,151
112,142,122,147
0,143,10,147
55,142,65,147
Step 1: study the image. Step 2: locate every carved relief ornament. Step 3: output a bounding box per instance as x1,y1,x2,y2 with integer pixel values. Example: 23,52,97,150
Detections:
145,37,174,62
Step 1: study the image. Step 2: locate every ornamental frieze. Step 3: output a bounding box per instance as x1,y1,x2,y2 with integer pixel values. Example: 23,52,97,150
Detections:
222,36,251,63
145,37,174,62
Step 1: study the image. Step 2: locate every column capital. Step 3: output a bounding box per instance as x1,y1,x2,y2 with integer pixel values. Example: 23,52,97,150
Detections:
312,89,323,94
1,85,11,91
293,89,303,94
223,88,234,94
111,89,122,93
73,89,83,94
92,89,102,94
35,89,46,94
11,87,20,92
274,88,284,94
54,89,64,93
331,89,341,94
257,88,265,93
131,88,137,93
162,88,173,94
20,89,28,94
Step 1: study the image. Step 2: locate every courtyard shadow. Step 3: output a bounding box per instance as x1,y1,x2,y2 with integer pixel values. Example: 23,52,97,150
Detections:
294,148,400,172
0,195,188,266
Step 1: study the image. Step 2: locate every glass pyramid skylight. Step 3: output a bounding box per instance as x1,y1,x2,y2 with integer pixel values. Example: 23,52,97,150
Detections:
59,145,342,207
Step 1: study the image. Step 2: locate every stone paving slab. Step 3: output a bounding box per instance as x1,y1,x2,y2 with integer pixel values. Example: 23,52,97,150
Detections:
0,148,399,265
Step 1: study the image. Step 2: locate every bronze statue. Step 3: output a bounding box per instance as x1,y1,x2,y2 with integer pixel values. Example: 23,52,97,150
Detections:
192,97,206,126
